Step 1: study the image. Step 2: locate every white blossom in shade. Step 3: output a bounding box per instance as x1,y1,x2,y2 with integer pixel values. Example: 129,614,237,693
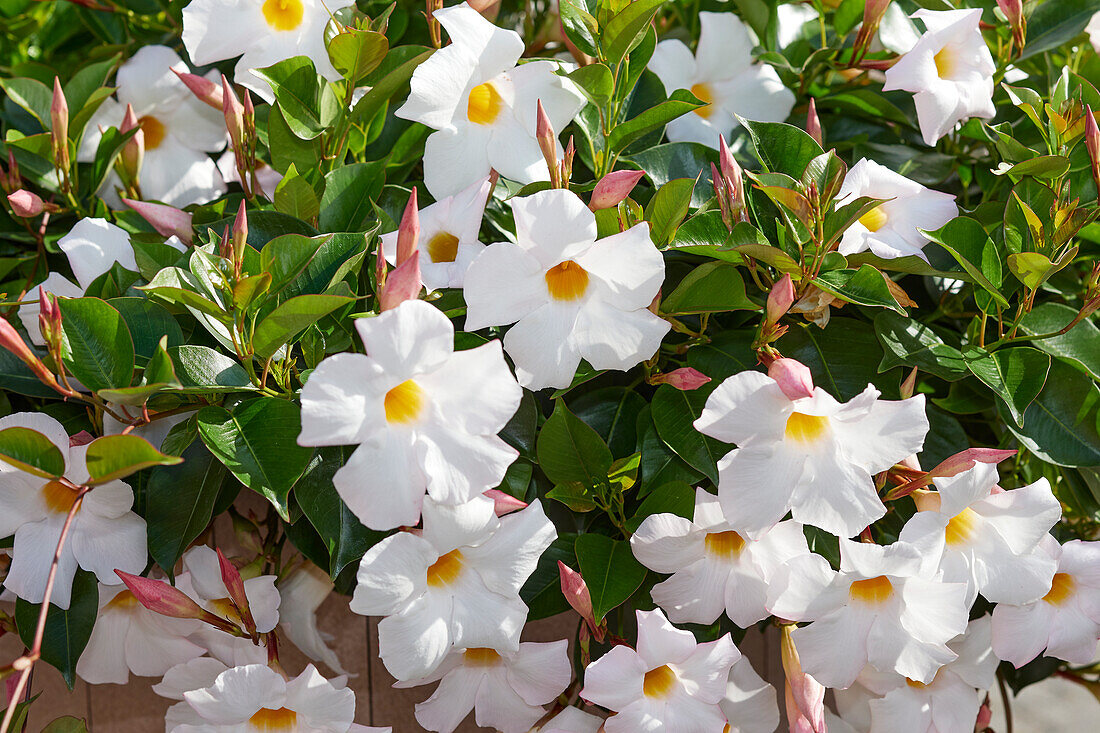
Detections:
463,189,669,389
397,641,571,733
0,413,147,609
1089,12,1100,53
899,462,1060,607
992,537,1100,667
79,45,227,207
836,158,957,261
694,360,928,539
380,177,492,291
882,9,995,145
298,299,522,530
103,408,189,450
540,706,605,733
630,487,808,626
648,12,795,148
720,656,781,733
18,218,137,345
395,2,584,198
277,562,348,675
767,537,969,690
76,582,205,685
350,495,556,681
581,607,740,733
181,0,355,102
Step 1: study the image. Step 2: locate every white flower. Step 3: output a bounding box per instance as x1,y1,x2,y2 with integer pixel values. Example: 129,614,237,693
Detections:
103,408,189,450
463,188,669,389
837,158,957,261
899,462,1061,606
217,150,283,199
380,177,492,291
182,0,354,102
694,359,928,538
18,218,138,345
991,537,1100,667
298,299,522,530
882,9,995,145
350,495,555,681
767,537,970,689
631,487,808,626
540,707,605,733
79,45,227,207
648,12,795,149
0,412,147,609
398,641,571,733
777,4,819,48
277,561,348,675
76,582,204,685
1088,12,1100,53
581,607,740,733
396,2,584,198
721,656,781,733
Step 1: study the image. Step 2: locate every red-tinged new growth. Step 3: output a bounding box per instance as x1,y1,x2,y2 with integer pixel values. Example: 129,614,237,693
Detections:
900,366,918,399
1,150,21,193
714,135,748,228
483,489,528,516
558,561,604,642
37,291,61,349
780,624,827,733
805,97,822,146
589,169,645,211
114,570,241,636
172,68,223,110
222,75,254,198
885,447,1019,501
380,250,422,311
396,188,420,266
853,0,890,64
768,358,815,401
651,367,711,391
122,198,193,245
50,77,69,180
216,549,258,641
536,99,560,188
997,0,1026,55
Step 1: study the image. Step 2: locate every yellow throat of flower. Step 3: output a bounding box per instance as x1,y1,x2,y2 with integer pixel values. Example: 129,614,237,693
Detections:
427,232,460,263
384,379,425,424
944,507,980,547
248,707,298,731
705,531,746,559
42,480,81,515
691,83,715,119
859,205,888,232
138,116,165,150
785,412,829,444
467,81,505,125
642,664,677,698
545,260,589,301
1043,573,1076,606
933,45,956,79
464,647,502,666
427,549,464,587
262,0,304,32
849,575,894,605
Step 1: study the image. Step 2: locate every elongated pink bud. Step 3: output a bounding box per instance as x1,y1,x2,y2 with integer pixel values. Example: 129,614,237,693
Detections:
172,68,223,110
781,624,827,733
396,188,419,266
380,250,421,311
558,561,603,641
118,104,144,185
766,274,795,326
769,358,814,401
7,189,45,217
1,318,47,376
115,570,223,626
589,169,645,210
1,149,20,193
484,489,527,516
222,75,245,152
997,0,1023,25
51,77,69,173
1087,107,1100,190
652,367,711,391
805,97,822,146
216,549,257,639
536,99,560,187
900,366,918,399
928,448,1018,479
122,198,193,244
38,290,61,345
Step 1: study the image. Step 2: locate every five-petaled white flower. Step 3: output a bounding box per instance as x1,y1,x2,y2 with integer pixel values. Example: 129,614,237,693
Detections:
80,45,227,207
694,358,928,539
298,299,522,530
648,11,795,148
0,413,148,609
350,495,556,681
991,536,1100,667
464,188,669,389
182,0,354,101
837,158,957,261
882,9,995,145
899,462,1060,606
396,2,584,198
398,641,571,733
631,487,808,627
721,655,781,733
581,607,740,733
380,177,493,291
767,536,970,690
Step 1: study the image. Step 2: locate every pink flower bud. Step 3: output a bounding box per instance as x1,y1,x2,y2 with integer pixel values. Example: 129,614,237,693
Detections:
38,289,61,343
483,489,528,515
216,549,257,639
122,198,193,245
222,75,245,152
114,570,210,621
51,77,69,171
558,561,603,641
927,448,1018,480
997,0,1023,26
2,149,20,193
536,99,560,187
766,275,796,326
589,169,645,210
900,366,918,400
1087,107,1100,188
396,188,419,266
768,358,815,401
172,68,223,110
118,104,144,184
718,135,743,201
562,135,575,184
380,250,422,311
7,189,45,217
781,625,827,733
805,97,822,146
653,367,711,391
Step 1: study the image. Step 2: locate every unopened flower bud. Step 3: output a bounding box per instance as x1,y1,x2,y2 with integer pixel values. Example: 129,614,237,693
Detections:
652,367,711,391
396,188,419,266
380,250,422,311
172,69,223,110
997,0,1026,52
122,198,193,245
900,366,918,399
766,274,795,326
768,358,815,401
216,549,257,639
483,488,528,516
50,77,69,174
232,201,248,277
115,570,237,635
805,97,822,146
222,75,245,154
853,0,891,63
2,149,20,193
118,104,145,187
780,624,827,733
7,189,45,218
589,169,645,211
38,290,61,346
536,100,560,187
558,561,603,641
562,135,575,185
0,317,64,393
1087,107,1100,192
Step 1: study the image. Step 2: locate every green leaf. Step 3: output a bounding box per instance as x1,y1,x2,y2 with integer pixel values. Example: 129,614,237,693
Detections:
0,77,52,128
0,346,60,398
874,311,968,381
15,568,98,689
651,384,724,483
559,0,599,57
780,318,889,400
567,63,614,107
921,217,1008,307
996,156,1071,180
628,142,715,208
146,441,228,572
740,118,825,178
196,398,314,519
252,56,328,140
536,400,613,488
109,297,184,364
1020,0,1100,59
268,103,322,175
319,161,385,232
1003,360,1100,467
327,28,389,84
602,0,665,65
963,347,1051,426
729,241,802,279
661,261,758,314
644,177,695,245
41,717,89,733
813,265,907,314
626,481,695,533
252,294,355,359
666,211,741,262
1018,302,1100,381
520,534,579,620
349,46,433,127
169,345,257,393
58,297,135,392
0,426,66,478
609,88,704,151
637,405,701,491
546,481,598,512
273,163,321,221
575,533,647,623
571,387,647,458
83,434,182,484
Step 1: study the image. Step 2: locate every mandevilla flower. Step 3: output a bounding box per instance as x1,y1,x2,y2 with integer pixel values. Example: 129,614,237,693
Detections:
463,188,669,389
396,2,584,197
540,707,605,733
298,299,522,530
278,561,348,675
837,158,957,261
721,656,781,733
882,9,995,145
349,495,556,681
695,358,928,538
648,12,795,148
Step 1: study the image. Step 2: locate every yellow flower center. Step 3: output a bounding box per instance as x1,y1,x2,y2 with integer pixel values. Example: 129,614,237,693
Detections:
208,597,243,624
106,589,140,610
426,549,464,587
705,531,746,559
859,206,889,232
933,46,956,79
41,480,81,515
784,412,829,444
944,508,980,547
248,707,298,731
642,664,677,698
427,232,460,263
1043,573,1076,606
262,0,304,31
384,380,425,424
691,82,715,119
906,677,929,689
849,575,894,604
463,648,502,666
545,260,589,301
467,81,505,125
138,115,165,150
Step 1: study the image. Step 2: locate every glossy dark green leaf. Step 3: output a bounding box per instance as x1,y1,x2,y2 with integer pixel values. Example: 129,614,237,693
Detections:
575,533,647,623
0,426,65,478
963,347,1051,426
536,400,613,488
661,261,759,315
650,384,724,483
609,89,704,151
1018,302,1100,381
645,177,696,245
58,297,135,392
874,311,968,381
168,345,257,393
1003,360,1100,467
520,533,579,620
83,434,182,484
601,0,665,65
252,294,355,359
146,441,228,573
626,481,695,533
320,161,385,232
740,118,825,178
780,318,890,400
